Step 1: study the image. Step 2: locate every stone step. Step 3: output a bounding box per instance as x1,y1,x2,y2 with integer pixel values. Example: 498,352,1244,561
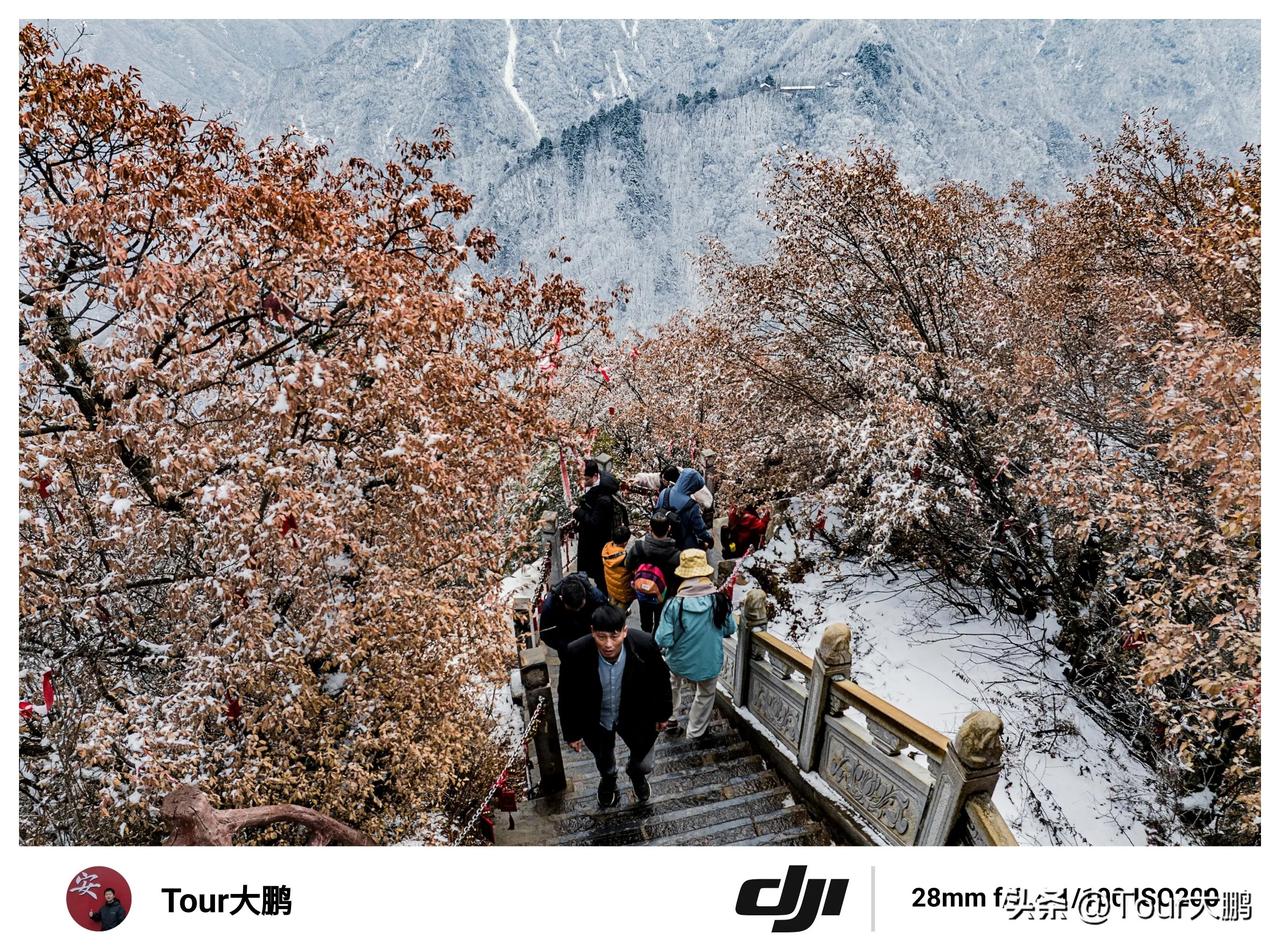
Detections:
548,785,800,846
516,665,840,847
547,770,787,840
634,805,820,847
559,755,769,806
559,733,753,780
555,717,737,760
730,822,832,846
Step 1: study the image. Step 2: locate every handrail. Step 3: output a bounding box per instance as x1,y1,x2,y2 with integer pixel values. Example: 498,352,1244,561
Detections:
753,629,812,674
751,628,948,761
833,680,949,762
963,793,1018,846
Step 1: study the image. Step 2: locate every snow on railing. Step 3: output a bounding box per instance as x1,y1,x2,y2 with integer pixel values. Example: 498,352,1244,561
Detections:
719,588,1017,846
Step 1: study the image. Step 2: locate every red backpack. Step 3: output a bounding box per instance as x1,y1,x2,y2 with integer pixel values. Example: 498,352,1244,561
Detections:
632,563,668,604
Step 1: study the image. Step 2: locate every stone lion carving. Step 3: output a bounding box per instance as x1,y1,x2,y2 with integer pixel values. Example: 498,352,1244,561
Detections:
954,710,1004,769
817,622,852,666
742,589,768,626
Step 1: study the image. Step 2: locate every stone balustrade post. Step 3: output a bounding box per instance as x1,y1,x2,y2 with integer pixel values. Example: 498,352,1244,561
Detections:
700,449,717,496
539,511,562,588
512,594,534,652
734,589,767,707
519,646,566,796
763,498,787,545
916,710,1006,845
797,622,851,772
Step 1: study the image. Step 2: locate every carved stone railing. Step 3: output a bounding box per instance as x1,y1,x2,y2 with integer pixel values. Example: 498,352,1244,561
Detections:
515,646,565,797
511,512,571,653
718,589,1017,846
508,511,575,798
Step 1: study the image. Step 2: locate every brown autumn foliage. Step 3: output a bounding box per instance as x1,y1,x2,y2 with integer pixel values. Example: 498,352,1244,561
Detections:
18,25,609,844
583,115,1259,841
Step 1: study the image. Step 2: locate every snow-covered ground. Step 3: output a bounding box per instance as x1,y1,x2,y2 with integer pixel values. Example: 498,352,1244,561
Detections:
738,519,1191,846
499,556,545,605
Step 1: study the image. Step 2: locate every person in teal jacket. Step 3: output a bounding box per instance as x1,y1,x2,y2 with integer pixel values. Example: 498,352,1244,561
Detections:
655,548,736,738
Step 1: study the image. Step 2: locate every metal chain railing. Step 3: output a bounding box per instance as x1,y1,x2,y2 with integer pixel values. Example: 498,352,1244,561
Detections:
450,695,546,845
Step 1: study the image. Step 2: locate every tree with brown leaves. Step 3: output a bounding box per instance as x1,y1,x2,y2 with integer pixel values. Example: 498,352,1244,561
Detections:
19,25,608,845
586,115,1259,842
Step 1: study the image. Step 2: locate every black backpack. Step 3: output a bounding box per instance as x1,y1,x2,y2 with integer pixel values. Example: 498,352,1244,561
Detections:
657,489,697,546
608,493,630,534
712,590,731,628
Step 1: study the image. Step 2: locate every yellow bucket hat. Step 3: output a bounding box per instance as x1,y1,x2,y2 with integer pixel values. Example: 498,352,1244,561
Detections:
674,548,714,579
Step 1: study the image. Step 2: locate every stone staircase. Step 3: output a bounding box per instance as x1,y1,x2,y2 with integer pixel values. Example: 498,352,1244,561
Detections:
498,648,833,847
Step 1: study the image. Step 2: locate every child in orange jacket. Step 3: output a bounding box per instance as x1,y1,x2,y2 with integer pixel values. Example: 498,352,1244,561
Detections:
600,524,635,609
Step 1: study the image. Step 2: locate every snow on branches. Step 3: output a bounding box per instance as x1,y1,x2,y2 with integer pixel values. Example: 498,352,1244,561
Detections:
593,114,1259,841
18,25,609,844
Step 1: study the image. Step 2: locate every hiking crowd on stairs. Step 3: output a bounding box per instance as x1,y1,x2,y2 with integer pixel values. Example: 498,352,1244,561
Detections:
537,460,768,810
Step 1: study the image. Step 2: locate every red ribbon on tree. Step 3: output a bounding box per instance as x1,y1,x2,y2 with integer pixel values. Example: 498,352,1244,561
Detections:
719,546,754,600
495,770,518,813
808,508,827,540
558,445,573,508
262,291,295,325
276,512,301,549
42,671,54,712
538,328,563,375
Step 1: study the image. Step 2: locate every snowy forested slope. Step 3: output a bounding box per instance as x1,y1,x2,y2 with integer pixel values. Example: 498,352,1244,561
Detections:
43,18,1260,326
739,516,1196,845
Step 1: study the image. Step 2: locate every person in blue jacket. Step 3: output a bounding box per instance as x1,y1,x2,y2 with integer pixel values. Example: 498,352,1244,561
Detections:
655,549,736,738
656,468,713,551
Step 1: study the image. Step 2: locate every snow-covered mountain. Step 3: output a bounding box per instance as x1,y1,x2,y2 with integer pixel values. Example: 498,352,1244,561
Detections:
39,19,357,121
45,18,1261,326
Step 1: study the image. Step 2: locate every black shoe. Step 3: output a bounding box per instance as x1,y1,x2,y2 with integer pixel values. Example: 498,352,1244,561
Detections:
632,774,651,804
597,780,620,808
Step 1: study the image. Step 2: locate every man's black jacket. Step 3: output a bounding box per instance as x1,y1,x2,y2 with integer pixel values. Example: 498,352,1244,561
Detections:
538,573,607,654
573,471,622,584
90,900,126,930
557,630,673,749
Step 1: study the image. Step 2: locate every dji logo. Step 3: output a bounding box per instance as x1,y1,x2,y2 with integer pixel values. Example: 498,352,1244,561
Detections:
735,865,848,933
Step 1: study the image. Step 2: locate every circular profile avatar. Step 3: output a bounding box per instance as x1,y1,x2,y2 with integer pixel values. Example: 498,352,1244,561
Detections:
66,866,131,931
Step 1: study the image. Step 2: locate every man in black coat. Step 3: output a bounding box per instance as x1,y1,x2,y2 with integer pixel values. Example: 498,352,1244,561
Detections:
538,573,607,654
89,888,126,931
573,460,623,591
558,604,674,807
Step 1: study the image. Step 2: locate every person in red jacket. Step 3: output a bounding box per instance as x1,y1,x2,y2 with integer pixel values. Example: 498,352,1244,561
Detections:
723,503,770,558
